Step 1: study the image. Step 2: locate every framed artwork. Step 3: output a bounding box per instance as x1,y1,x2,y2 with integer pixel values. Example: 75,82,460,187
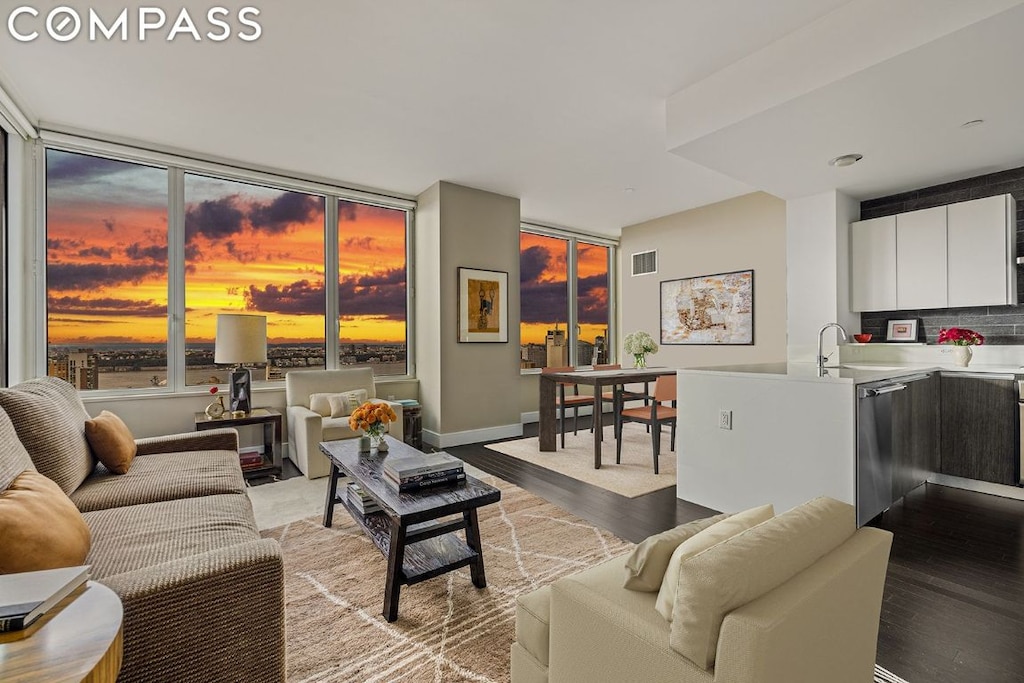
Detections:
660,269,754,345
458,267,508,343
886,319,919,342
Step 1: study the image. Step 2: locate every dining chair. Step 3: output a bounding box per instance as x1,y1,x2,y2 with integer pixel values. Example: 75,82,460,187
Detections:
594,364,650,435
615,373,676,474
541,366,593,448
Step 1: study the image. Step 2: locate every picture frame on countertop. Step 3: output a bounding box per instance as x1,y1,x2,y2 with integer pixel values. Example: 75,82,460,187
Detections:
886,319,919,342
457,267,509,343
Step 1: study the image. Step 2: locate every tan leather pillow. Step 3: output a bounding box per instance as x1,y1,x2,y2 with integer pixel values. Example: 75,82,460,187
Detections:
669,497,856,670
655,504,774,620
623,513,730,592
0,470,91,574
84,410,137,475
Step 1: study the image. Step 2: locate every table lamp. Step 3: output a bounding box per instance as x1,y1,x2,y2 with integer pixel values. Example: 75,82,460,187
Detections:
214,314,267,415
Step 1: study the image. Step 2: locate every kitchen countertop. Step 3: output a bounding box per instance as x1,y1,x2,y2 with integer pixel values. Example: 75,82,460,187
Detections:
678,361,1022,385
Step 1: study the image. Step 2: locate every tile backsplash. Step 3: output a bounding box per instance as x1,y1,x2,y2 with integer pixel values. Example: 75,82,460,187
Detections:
859,165,1024,344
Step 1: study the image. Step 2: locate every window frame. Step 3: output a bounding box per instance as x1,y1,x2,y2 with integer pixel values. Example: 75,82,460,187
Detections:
519,223,617,373
37,133,415,397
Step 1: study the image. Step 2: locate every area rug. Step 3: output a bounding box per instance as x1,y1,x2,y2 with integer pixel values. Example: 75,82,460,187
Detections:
483,422,675,497
261,475,632,682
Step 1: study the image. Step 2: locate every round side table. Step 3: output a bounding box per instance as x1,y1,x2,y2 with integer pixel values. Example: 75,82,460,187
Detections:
0,581,123,683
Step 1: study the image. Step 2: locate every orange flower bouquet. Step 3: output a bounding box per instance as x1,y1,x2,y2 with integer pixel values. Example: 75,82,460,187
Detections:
349,401,398,451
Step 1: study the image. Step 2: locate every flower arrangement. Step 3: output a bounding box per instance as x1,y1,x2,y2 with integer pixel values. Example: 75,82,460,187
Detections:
937,327,985,346
623,330,659,368
348,401,398,440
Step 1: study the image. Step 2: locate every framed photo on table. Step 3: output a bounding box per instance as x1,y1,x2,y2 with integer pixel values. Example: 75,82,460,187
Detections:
886,319,919,342
458,267,508,343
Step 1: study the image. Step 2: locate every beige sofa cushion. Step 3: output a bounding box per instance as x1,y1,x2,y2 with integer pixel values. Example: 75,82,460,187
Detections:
0,470,91,573
0,409,36,492
85,410,138,475
328,390,368,418
624,513,730,592
669,496,856,670
516,585,552,666
0,377,95,495
656,504,773,619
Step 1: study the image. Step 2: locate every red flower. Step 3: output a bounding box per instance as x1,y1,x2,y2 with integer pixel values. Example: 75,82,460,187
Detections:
209,386,219,394
937,327,984,346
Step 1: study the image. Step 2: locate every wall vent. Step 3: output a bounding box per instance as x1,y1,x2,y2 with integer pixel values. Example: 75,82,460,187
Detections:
631,250,657,276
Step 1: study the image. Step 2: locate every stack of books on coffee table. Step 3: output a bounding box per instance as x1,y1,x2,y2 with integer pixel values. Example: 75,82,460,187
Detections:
383,452,465,493
347,483,381,514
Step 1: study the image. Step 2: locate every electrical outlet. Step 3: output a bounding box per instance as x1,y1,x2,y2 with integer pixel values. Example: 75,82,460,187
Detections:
718,409,732,430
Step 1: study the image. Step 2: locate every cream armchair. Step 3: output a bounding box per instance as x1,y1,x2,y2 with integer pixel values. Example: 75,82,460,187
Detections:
285,368,404,479
512,497,893,683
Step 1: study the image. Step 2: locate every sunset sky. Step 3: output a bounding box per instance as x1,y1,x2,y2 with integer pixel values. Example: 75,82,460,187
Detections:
46,150,407,347
520,232,609,345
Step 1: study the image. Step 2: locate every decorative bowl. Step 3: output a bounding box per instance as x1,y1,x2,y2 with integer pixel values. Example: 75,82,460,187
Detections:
853,333,872,344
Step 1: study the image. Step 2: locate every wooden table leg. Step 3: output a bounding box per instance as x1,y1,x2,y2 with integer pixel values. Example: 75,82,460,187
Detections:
383,521,407,622
592,381,604,469
464,508,487,588
323,463,341,527
539,375,557,452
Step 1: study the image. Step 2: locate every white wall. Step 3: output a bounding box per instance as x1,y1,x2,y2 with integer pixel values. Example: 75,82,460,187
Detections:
786,190,859,362
619,192,788,368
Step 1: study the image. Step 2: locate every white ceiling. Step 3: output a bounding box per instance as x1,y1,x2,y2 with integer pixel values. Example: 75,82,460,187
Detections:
1,1,1022,235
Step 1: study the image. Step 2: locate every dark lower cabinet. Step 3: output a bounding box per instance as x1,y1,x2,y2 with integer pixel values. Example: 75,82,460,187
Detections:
939,372,1018,485
892,373,940,501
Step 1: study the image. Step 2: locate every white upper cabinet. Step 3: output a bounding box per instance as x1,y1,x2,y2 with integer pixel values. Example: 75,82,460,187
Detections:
850,194,1016,312
851,215,897,312
947,195,1017,308
896,206,947,310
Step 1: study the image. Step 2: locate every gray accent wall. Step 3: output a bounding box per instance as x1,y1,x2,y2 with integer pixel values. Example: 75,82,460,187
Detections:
859,166,1024,344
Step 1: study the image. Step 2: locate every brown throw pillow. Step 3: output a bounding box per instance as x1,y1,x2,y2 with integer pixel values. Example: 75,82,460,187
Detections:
0,470,91,574
84,410,137,475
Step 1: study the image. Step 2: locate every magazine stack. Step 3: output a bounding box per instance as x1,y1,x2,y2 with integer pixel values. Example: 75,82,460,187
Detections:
383,452,465,493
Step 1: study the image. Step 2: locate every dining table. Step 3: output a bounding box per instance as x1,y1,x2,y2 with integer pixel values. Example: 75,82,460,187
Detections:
538,366,678,468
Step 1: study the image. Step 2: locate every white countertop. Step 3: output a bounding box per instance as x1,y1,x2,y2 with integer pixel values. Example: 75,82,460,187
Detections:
678,361,1022,385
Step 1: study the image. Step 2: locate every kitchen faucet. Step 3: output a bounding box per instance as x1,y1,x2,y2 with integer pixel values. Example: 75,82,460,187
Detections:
817,323,848,374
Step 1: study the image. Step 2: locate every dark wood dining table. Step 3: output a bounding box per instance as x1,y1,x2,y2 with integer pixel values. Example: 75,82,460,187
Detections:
538,367,677,468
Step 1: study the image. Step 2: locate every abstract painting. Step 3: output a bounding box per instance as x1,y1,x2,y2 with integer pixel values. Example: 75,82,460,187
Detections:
458,267,509,342
660,269,754,345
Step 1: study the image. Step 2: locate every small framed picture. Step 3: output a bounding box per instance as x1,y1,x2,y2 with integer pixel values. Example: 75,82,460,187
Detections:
458,267,509,343
886,319,919,342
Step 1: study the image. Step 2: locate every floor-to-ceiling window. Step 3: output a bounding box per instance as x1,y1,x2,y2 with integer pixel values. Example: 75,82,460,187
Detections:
43,143,413,393
519,227,614,369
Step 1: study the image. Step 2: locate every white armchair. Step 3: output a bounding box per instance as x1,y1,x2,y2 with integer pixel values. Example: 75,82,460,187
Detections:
285,368,404,479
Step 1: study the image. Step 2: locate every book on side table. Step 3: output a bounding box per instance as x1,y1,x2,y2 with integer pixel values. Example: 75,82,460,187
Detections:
383,452,465,493
0,565,90,632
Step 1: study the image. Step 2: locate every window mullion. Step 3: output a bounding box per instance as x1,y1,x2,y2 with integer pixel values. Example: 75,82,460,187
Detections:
167,167,185,392
325,197,340,370
566,238,578,366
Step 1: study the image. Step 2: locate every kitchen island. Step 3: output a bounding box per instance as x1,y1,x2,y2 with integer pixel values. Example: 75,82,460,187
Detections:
676,361,1020,521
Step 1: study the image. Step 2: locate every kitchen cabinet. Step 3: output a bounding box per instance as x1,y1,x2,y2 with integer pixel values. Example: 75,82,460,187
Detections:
892,373,940,500
896,206,947,309
850,215,897,312
947,195,1017,307
939,372,1017,485
850,193,1016,312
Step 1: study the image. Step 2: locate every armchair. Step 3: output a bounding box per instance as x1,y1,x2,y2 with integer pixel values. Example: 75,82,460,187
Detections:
285,368,404,479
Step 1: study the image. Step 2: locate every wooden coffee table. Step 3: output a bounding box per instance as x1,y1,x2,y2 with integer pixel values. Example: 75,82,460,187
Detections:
321,436,501,622
0,581,123,682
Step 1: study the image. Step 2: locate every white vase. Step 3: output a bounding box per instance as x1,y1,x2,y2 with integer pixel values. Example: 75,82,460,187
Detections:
953,345,973,368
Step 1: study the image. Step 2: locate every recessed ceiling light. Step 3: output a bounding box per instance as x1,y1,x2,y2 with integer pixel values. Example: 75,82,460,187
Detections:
624,187,635,194
960,119,984,129
828,154,863,168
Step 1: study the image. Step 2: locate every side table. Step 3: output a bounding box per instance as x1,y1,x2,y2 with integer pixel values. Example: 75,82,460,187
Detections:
195,407,283,479
0,581,123,683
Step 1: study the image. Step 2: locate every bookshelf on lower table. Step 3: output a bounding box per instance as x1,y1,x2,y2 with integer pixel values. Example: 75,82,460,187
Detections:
320,436,501,622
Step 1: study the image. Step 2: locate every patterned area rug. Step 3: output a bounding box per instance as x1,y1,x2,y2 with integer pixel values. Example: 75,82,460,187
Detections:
484,422,676,497
261,475,632,682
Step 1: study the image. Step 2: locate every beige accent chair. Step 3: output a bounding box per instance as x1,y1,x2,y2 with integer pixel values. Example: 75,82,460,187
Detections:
511,497,893,683
285,368,404,479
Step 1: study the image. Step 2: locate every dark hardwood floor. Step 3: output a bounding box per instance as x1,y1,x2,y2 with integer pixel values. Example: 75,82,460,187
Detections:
448,418,1024,683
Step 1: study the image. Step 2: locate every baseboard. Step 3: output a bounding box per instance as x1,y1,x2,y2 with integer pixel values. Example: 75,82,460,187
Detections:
423,423,523,448
927,473,1024,501
521,405,601,424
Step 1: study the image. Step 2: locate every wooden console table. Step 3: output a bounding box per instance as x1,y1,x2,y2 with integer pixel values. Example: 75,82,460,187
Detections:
320,436,501,622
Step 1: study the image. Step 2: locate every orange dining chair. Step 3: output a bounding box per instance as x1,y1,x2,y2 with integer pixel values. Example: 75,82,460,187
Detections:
615,373,676,474
594,363,650,435
542,366,593,448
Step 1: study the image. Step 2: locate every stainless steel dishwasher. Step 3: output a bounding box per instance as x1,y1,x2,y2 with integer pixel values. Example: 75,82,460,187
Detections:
856,374,932,527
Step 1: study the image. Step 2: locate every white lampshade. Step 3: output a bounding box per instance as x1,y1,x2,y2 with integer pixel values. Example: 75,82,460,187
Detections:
214,314,268,364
